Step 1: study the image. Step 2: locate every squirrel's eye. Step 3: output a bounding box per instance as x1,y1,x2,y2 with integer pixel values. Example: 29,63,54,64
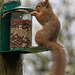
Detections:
38,4,42,7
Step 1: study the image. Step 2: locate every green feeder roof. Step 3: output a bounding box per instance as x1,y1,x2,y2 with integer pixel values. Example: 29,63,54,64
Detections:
12,6,34,12
1,1,34,15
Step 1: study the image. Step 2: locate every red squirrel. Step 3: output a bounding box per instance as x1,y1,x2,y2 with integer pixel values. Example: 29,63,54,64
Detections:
31,0,66,75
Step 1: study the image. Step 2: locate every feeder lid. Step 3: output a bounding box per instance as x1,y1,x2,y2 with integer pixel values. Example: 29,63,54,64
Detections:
1,1,34,15
12,6,34,12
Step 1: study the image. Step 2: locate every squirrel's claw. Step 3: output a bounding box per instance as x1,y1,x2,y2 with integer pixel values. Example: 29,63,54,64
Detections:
31,12,37,16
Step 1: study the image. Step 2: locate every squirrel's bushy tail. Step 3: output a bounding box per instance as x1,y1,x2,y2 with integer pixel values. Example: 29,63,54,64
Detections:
47,42,66,75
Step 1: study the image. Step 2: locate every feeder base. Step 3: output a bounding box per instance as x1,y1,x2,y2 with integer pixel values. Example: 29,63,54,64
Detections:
0,47,51,54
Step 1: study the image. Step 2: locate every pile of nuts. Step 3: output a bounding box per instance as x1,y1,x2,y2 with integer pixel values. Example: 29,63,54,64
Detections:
10,19,32,48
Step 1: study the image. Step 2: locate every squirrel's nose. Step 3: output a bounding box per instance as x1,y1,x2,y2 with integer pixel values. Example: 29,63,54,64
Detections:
34,7,38,11
34,8,39,12
35,9,37,11
34,8,37,11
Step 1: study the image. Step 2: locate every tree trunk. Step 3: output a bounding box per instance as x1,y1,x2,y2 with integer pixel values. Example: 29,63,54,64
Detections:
0,53,22,75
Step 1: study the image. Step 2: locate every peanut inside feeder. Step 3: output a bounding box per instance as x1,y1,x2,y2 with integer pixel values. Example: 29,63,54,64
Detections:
10,10,32,48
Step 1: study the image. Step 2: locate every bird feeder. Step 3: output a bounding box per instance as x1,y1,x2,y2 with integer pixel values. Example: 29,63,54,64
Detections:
0,1,50,53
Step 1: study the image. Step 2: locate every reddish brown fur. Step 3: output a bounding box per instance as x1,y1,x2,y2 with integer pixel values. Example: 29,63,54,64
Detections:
47,42,66,75
31,0,66,75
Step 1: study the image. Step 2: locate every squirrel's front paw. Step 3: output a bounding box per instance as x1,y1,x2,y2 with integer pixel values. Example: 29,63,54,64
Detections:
31,12,37,16
30,46,38,49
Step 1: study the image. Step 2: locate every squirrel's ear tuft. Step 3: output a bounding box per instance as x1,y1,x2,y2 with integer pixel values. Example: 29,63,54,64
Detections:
45,0,49,2
44,0,49,3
